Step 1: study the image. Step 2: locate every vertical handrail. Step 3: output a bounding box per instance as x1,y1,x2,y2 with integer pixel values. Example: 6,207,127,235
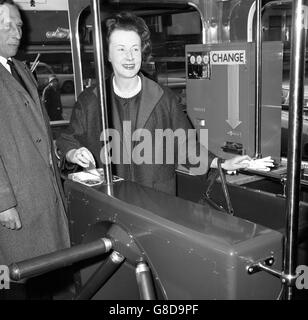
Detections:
254,0,262,159
188,2,206,44
91,0,113,190
67,0,89,97
284,0,306,300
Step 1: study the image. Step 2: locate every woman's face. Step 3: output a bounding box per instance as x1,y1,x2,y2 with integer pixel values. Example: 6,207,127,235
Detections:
108,29,142,81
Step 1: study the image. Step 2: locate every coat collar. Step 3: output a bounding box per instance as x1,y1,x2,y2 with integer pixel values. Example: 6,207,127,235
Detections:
107,72,164,129
136,72,164,129
0,56,10,72
11,58,40,103
0,58,38,102
104,72,164,131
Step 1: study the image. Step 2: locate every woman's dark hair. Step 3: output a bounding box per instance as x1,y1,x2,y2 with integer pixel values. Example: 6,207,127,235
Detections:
105,12,152,62
0,0,15,5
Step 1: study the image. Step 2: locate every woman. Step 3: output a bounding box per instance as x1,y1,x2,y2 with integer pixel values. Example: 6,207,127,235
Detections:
57,12,251,195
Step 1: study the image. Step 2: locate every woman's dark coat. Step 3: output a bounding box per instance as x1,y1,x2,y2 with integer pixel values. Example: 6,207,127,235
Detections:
57,74,215,195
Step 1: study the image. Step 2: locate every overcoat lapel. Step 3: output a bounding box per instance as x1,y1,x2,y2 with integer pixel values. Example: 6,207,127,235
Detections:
0,60,51,166
12,58,41,106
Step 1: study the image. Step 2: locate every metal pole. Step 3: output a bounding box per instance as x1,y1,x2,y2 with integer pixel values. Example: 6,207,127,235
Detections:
136,262,156,300
9,238,113,281
75,251,125,300
284,0,306,300
254,0,262,159
67,0,90,97
188,2,207,44
91,0,113,190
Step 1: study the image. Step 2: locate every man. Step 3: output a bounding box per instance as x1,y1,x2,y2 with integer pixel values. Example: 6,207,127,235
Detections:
42,75,63,121
0,0,70,298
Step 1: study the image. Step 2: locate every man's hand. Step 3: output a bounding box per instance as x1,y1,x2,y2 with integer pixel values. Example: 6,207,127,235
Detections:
66,147,96,168
0,208,22,230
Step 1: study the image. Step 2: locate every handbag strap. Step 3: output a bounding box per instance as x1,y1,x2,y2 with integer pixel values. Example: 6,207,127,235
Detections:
217,158,234,215
199,158,234,215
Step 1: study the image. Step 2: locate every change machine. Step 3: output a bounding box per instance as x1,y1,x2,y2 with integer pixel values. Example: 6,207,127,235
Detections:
186,42,283,161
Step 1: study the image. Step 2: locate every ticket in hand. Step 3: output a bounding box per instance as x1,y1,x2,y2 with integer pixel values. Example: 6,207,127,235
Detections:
242,156,275,172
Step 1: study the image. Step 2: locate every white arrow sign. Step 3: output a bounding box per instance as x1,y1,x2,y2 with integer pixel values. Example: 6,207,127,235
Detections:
226,64,242,130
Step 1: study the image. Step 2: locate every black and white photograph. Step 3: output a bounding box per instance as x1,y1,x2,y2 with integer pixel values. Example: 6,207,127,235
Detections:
0,0,308,307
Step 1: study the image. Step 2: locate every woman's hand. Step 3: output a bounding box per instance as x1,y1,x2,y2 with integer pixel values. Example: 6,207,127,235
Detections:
0,208,21,230
66,147,96,168
221,155,252,171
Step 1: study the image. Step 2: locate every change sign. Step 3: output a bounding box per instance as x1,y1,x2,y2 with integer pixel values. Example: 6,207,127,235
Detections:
210,50,246,65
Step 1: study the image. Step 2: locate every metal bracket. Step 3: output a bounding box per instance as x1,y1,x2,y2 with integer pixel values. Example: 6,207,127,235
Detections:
247,256,280,277
279,174,287,198
247,256,300,289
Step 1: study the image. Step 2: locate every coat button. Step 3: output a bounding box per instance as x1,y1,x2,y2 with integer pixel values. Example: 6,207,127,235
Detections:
24,101,29,107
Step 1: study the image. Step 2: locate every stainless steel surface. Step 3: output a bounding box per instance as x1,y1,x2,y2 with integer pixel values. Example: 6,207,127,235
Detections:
67,0,89,97
284,0,306,300
254,0,262,158
75,250,125,300
188,2,206,44
136,261,157,300
110,251,126,264
91,0,113,189
247,257,276,275
136,262,150,274
9,238,112,281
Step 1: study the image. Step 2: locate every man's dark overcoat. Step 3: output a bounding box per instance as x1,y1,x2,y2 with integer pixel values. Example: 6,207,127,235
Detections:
0,58,70,265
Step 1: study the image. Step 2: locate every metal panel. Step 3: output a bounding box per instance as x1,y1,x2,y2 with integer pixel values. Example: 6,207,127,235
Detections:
186,41,283,162
66,180,282,299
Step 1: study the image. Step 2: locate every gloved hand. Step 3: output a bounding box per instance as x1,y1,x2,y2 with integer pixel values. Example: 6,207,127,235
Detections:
242,156,275,172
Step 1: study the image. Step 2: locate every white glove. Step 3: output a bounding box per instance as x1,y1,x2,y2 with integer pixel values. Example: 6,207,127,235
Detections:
242,156,275,172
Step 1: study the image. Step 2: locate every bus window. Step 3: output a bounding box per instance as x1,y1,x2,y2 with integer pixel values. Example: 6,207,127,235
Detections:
262,1,308,160
143,11,201,105
15,9,75,126
77,7,201,109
